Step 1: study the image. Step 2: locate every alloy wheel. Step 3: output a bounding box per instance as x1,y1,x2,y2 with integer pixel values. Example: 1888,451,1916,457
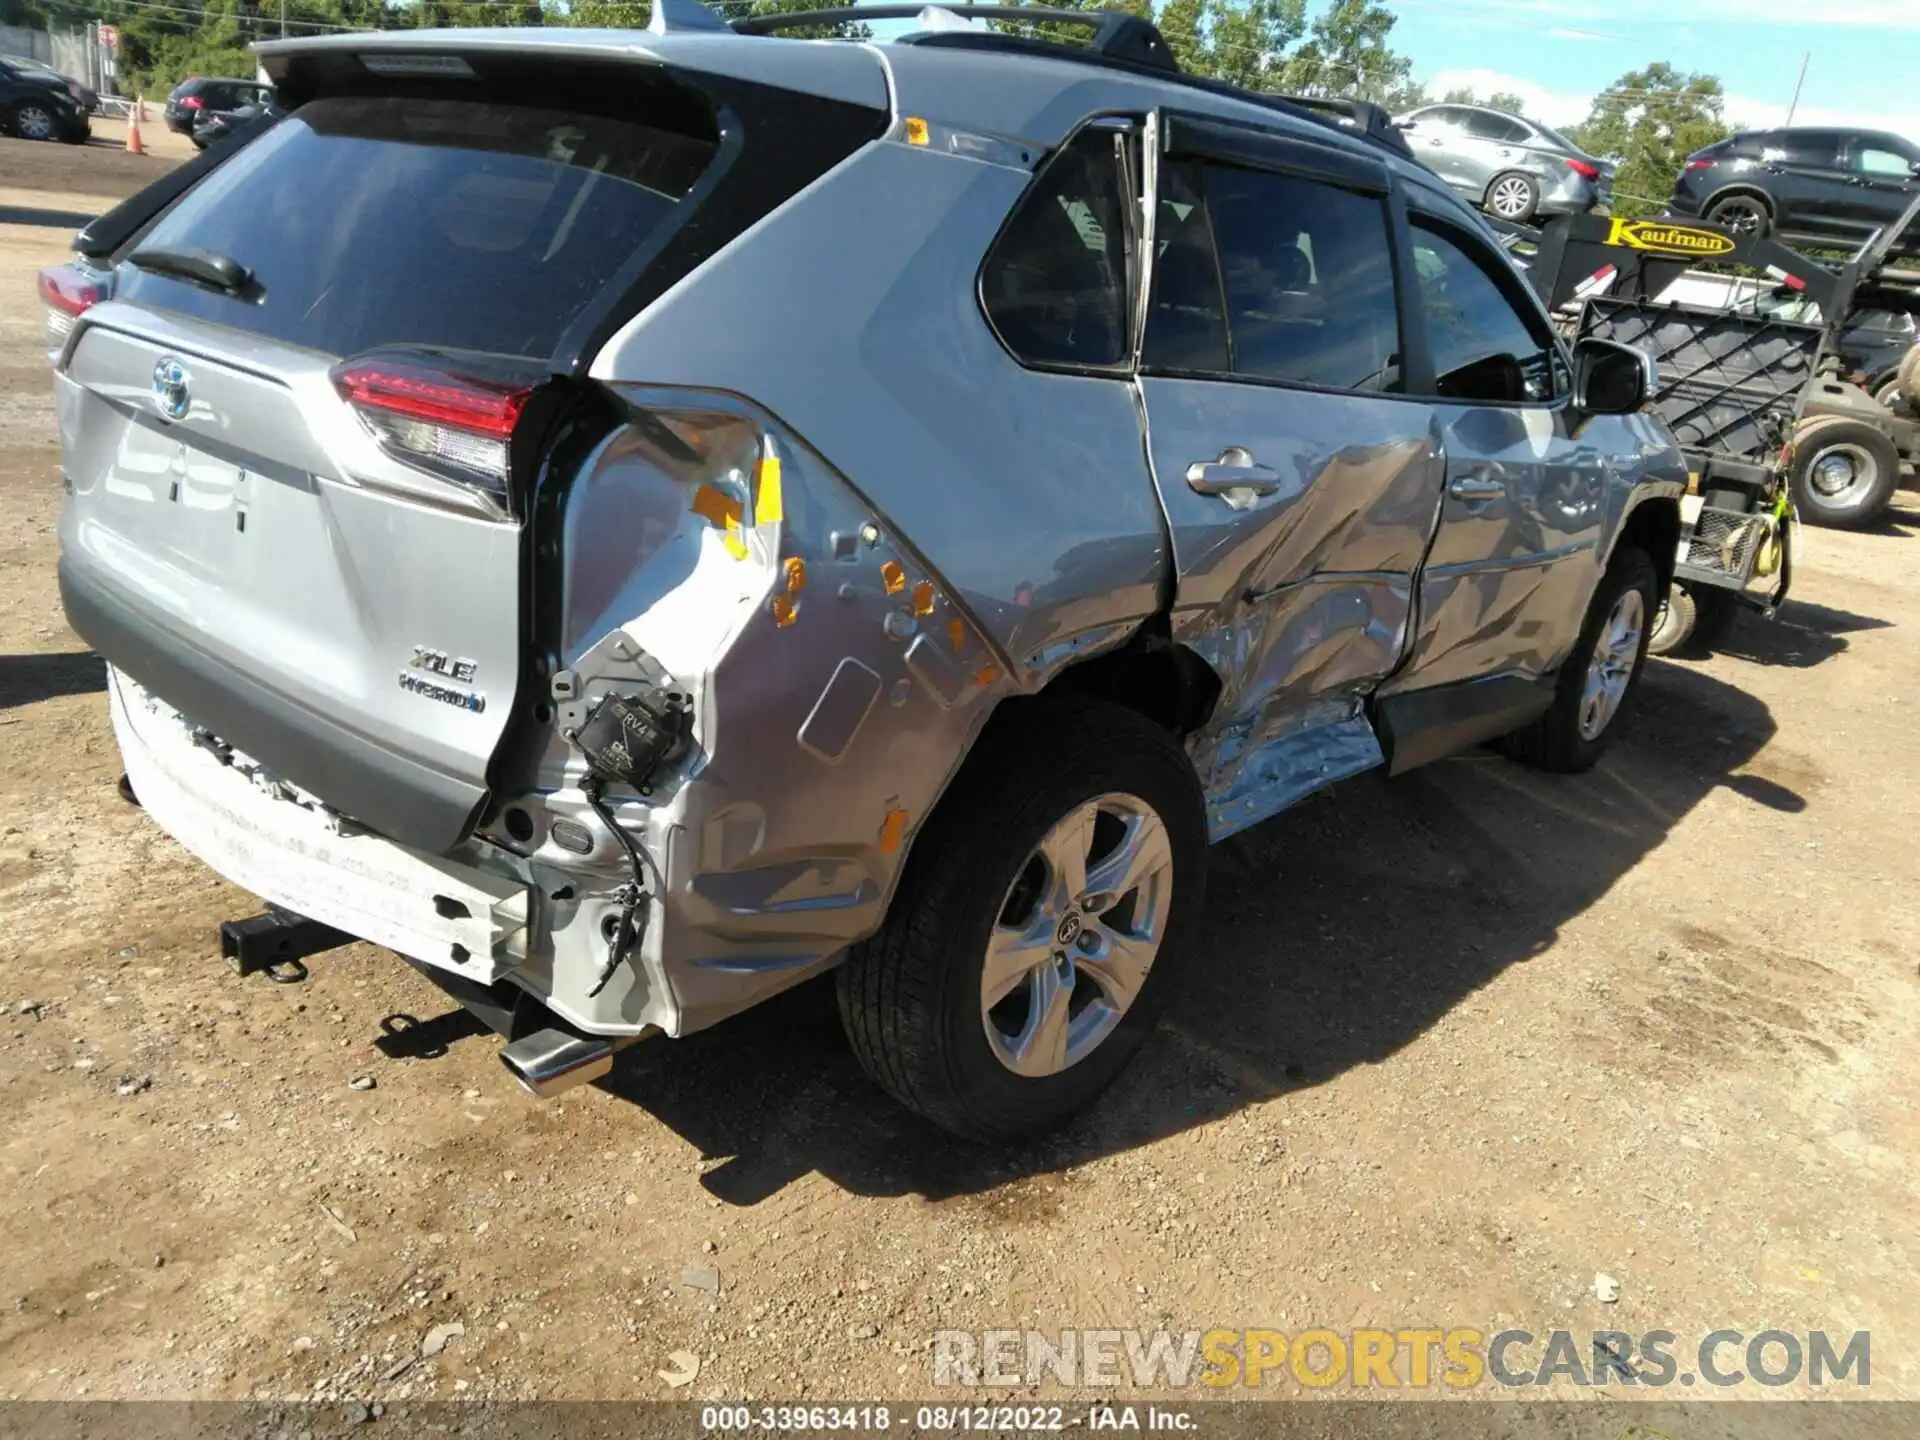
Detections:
1578,589,1645,741
980,793,1173,1078
1490,176,1533,218
1709,198,1766,236
15,104,56,141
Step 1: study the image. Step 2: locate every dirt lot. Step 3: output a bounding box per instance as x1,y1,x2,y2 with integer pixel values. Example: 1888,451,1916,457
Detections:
2,141,1918,1414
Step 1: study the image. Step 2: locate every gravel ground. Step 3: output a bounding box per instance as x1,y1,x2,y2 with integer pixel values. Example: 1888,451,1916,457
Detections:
2,144,1918,1416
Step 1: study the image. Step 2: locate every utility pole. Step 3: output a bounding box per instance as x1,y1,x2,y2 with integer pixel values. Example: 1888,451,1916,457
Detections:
281,0,288,37
1785,51,1809,127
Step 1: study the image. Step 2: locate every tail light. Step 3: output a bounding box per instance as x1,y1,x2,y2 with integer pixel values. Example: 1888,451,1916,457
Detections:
1684,158,1716,173
331,353,540,504
38,261,110,343
1565,158,1600,181
180,95,205,110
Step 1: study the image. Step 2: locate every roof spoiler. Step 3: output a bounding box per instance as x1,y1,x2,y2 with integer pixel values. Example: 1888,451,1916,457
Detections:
732,4,1178,70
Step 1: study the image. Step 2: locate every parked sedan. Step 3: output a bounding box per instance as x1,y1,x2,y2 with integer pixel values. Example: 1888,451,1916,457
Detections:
1668,128,1920,252
164,76,273,145
1396,103,1614,222
9,56,97,113
0,56,91,143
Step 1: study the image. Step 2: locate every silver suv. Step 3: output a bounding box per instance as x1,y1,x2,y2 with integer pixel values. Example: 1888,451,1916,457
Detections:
52,6,1683,1140
1397,103,1614,223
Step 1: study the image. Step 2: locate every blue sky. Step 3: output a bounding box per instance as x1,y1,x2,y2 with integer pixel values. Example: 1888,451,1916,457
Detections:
1390,0,1919,140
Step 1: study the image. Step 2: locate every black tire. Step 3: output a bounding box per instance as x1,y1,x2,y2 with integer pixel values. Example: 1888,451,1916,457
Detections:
1790,418,1900,529
10,100,59,143
837,697,1207,1142
1503,547,1658,773
1484,171,1540,223
1704,192,1772,240
1648,582,1738,658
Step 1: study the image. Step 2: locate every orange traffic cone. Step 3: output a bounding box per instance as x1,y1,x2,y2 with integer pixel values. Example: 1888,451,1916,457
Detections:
125,95,144,155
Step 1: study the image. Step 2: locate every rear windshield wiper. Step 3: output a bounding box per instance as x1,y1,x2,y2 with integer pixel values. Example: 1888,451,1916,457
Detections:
125,245,255,297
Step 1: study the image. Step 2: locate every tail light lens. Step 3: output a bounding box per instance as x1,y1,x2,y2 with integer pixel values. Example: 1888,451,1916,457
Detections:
180,95,205,110
1684,158,1716,173
38,261,110,343
1565,158,1600,181
332,354,540,504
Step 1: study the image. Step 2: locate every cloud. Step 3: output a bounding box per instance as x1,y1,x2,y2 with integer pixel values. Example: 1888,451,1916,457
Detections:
1546,26,1610,42
1427,0,1920,28
1420,68,1593,127
1721,94,1920,141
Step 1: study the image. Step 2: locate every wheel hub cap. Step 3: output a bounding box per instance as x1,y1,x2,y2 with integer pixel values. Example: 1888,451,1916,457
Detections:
981,793,1173,1079
1578,589,1645,741
1809,445,1870,499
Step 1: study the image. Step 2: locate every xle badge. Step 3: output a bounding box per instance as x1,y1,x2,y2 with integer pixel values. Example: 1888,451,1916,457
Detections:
399,646,485,713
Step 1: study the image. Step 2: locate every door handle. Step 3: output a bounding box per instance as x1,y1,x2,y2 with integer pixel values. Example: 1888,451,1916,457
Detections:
1448,472,1506,502
1187,449,1281,497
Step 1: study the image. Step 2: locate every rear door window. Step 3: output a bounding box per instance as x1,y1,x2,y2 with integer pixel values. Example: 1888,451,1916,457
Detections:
115,91,720,363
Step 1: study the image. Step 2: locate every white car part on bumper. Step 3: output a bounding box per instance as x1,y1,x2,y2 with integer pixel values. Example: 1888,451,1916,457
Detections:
110,670,529,985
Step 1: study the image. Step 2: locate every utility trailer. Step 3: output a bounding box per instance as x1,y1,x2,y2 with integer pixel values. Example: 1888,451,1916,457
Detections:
1505,200,1920,651
1514,201,1920,528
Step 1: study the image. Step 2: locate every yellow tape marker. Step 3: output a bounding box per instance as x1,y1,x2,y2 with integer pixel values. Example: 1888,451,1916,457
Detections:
754,453,783,527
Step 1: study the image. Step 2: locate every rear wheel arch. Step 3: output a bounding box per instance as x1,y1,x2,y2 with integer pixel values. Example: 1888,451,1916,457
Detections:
1032,623,1222,739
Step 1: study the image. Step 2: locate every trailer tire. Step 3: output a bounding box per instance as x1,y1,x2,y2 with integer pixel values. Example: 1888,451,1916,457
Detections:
1897,346,1920,406
1790,418,1900,529
1648,582,1738,658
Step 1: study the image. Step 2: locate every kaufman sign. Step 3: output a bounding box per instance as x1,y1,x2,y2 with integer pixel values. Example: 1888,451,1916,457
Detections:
1603,219,1740,258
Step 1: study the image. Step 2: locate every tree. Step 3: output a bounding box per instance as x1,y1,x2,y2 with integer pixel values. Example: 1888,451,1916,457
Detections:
1569,62,1734,219
1207,0,1306,93
1155,0,1213,76
1272,0,1424,110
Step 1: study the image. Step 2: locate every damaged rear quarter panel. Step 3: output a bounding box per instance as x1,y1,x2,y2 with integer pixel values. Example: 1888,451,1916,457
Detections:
530,141,1170,1033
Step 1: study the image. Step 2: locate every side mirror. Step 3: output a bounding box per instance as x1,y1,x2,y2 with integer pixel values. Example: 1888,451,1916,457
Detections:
1572,337,1655,414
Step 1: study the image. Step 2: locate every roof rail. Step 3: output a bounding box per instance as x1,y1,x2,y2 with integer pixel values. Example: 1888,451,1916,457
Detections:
732,5,1178,71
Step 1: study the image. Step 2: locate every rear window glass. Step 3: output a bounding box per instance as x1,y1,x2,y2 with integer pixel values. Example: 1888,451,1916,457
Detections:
117,94,718,362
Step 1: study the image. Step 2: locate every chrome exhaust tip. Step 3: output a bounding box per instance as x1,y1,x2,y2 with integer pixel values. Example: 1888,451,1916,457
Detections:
499,1027,615,1099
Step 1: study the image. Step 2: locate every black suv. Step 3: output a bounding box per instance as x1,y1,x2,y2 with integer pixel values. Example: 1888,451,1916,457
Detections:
1669,128,1920,251
164,77,273,147
0,55,90,144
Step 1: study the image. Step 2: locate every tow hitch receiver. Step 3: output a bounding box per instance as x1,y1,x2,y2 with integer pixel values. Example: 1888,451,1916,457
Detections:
219,907,353,981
